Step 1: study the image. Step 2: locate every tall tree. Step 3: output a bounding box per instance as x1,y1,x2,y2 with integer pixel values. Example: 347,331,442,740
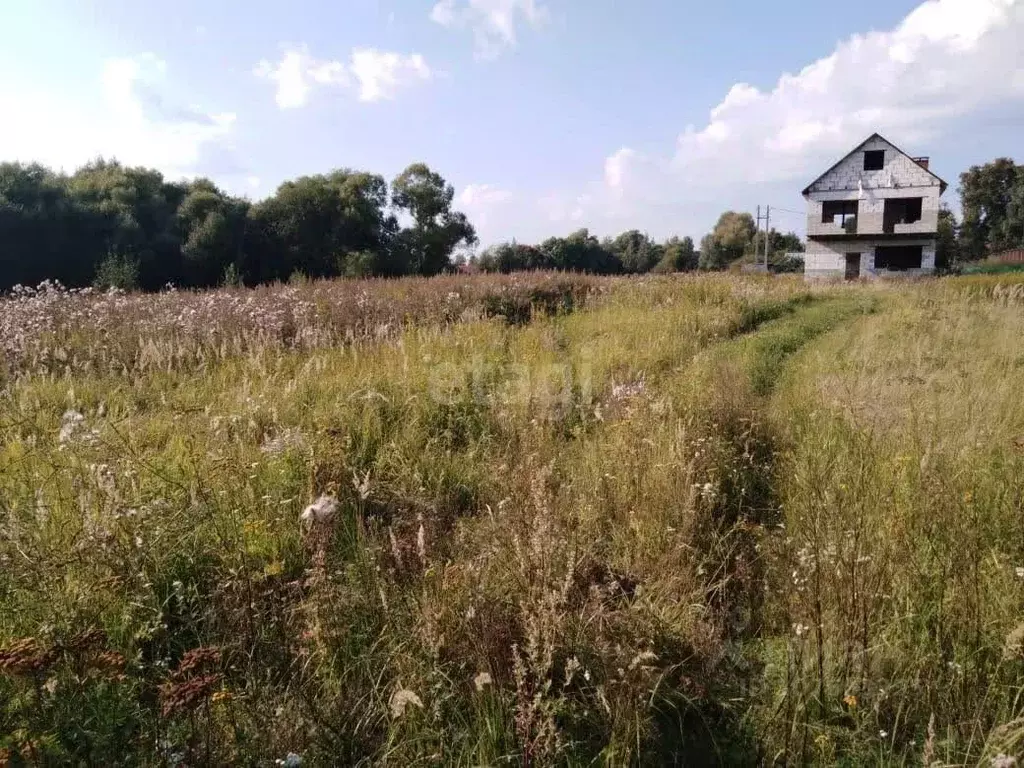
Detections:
68,160,186,289
391,164,476,275
959,158,1023,259
699,211,756,270
654,236,697,272
609,230,663,273
177,179,250,287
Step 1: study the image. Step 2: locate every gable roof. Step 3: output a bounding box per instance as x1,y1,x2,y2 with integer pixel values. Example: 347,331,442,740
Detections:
801,132,949,196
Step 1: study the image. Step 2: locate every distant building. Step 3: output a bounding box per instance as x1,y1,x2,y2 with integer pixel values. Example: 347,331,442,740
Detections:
802,134,948,279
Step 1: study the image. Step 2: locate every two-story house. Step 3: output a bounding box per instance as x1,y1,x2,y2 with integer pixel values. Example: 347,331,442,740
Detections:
802,134,948,279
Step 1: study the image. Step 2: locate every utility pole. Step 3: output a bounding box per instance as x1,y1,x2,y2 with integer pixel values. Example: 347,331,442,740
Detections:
754,205,761,265
764,205,771,268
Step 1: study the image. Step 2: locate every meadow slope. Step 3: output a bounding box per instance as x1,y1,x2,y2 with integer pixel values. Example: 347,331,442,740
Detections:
2,273,1024,766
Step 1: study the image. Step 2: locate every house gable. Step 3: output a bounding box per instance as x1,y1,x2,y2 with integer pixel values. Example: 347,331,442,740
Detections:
802,134,948,196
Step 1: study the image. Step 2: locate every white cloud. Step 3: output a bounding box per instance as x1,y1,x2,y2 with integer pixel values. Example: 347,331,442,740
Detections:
458,183,514,234
255,46,431,108
350,49,431,102
430,0,548,59
0,53,237,180
550,0,1024,240
459,183,512,207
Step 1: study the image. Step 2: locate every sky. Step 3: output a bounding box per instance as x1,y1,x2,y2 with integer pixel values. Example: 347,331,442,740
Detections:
2,0,1023,247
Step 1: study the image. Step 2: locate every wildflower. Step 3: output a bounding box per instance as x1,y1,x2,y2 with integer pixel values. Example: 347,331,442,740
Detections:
299,494,338,525
879,730,888,739
700,482,716,502
474,672,493,691
1003,623,1024,660
275,753,303,767
1015,566,1024,579
793,623,809,637
992,755,1018,768
58,409,85,444
842,694,857,708
389,687,423,718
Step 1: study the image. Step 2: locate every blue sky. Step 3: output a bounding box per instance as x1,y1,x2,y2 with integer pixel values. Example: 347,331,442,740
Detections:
2,0,1023,246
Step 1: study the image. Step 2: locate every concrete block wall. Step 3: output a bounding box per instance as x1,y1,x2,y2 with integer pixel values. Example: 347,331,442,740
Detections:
804,238,936,280
805,136,942,238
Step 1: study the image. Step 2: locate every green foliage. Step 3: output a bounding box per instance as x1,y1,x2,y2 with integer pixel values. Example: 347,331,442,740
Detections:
959,157,1024,259
476,242,553,273
538,229,622,274
700,211,756,270
0,159,477,291
391,163,477,276
936,205,961,271
654,235,697,273
607,229,663,273
92,251,140,291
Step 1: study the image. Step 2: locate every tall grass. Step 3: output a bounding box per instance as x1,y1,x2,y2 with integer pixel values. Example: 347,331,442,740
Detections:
1,272,1023,765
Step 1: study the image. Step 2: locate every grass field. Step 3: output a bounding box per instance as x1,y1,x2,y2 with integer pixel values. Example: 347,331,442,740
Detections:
3,272,1024,766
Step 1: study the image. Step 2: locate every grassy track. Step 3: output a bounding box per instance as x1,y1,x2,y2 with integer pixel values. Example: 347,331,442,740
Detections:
3,274,1024,765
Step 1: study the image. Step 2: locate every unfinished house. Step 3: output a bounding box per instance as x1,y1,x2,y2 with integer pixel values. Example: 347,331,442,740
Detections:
802,134,947,279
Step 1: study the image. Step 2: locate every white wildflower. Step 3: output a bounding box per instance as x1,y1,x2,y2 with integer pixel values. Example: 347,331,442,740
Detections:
275,754,303,767
474,672,493,691
389,687,423,718
58,409,85,445
879,730,888,739
793,623,809,637
1015,566,1024,579
992,754,1018,768
299,495,338,525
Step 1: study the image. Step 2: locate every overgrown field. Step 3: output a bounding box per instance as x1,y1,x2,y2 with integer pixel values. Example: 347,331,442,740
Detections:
2,272,1024,766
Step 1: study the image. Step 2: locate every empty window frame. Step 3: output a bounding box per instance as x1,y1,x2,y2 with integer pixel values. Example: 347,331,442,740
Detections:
822,199,859,230
883,197,923,232
864,150,885,171
874,245,923,270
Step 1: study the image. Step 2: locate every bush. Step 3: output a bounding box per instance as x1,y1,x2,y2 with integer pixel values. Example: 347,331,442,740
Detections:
93,251,140,291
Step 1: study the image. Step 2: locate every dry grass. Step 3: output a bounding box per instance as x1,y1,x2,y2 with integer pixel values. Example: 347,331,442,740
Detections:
1,272,1023,765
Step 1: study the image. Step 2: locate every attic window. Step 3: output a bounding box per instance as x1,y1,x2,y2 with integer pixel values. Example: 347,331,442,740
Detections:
864,150,885,171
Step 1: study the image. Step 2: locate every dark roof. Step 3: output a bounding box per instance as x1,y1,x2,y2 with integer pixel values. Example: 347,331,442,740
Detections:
801,132,949,196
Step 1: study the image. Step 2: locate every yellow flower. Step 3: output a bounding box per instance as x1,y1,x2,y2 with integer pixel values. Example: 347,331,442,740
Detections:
843,694,857,708
264,560,284,577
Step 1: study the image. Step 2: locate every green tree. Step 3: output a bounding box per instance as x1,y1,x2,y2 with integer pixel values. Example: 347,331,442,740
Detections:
653,236,697,273
0,162,94,288
959,158,1023,259
177,180,249,287
391,163,476,276
608,230,662,273
477,242,553,273
539,229,621,274
699,211,756,270
245,170,396,282
935,205,960,271
68,160,185,289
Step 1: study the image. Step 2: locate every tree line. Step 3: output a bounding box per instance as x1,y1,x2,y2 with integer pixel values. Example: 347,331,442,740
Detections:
472,215,805,275
2,154,1020,291
0,160,476,291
